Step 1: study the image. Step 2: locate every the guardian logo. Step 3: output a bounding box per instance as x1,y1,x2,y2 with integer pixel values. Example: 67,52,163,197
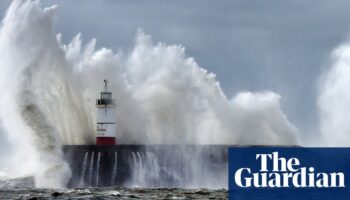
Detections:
234,152,345,188
229,148,350,199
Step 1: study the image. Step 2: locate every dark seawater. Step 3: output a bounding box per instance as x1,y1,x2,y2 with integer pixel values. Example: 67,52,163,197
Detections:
0,177,227,200
0,187,228,200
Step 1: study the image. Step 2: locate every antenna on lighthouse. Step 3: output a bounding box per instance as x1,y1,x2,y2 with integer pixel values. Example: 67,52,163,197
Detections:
104,79,108,91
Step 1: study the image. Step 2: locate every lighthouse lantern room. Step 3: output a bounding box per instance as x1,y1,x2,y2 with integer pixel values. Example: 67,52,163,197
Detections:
96,79,117,145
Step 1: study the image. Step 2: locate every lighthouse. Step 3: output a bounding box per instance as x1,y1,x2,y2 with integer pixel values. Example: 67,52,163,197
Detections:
96,80,117,145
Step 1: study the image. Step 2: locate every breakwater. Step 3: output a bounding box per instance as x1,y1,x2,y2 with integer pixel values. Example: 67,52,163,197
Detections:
62,145,228,188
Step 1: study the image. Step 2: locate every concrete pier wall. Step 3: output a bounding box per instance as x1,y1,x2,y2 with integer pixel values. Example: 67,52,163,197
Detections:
62,145,228,188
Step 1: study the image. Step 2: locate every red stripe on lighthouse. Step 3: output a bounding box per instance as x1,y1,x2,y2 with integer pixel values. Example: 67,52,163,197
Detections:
96,137,116,145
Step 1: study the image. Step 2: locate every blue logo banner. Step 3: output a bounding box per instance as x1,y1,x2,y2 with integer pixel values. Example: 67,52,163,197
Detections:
228,147,350,200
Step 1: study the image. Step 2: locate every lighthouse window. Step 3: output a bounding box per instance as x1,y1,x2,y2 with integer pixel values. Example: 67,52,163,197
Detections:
101,92,112,99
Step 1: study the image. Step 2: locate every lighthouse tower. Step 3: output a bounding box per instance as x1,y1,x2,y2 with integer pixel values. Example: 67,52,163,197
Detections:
96,80,117,145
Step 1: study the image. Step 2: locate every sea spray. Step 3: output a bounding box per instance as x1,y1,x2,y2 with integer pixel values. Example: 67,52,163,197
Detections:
0,0,72,188
0,0,299,188
319,41,350,146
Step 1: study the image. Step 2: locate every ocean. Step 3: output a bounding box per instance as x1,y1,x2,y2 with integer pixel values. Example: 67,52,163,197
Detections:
0,177,227,200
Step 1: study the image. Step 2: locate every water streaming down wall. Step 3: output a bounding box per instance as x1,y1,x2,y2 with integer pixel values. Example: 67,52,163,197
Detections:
96,152,101,186
88,151,95,186
111,152,118,185
63,145,228,188
78,152,89,187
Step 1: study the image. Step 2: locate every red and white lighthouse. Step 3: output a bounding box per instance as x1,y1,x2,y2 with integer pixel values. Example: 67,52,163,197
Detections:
96,79,117,145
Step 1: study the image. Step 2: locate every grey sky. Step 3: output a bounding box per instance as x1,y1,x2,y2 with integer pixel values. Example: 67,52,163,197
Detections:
1,0,350,138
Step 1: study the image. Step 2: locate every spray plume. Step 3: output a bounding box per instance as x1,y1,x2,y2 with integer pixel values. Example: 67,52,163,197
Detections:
0,0,299,187
319,39,350,146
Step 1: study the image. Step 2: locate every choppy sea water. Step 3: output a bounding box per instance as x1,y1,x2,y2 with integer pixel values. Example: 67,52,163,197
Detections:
0,177,227,200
